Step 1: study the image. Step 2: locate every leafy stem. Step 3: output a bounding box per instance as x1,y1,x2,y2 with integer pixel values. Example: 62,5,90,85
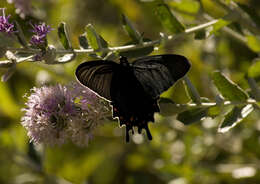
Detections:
4,19,219,60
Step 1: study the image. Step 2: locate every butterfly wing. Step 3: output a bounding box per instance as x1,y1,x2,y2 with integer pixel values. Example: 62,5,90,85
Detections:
133,54,191,98
75,60,118,101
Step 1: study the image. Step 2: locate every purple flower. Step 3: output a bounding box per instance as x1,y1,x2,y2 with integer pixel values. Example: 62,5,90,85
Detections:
21,82,111,146
0,8,14,34
30,22,52,46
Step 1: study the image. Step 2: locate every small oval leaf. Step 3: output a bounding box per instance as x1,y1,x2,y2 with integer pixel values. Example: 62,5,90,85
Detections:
78,34,89,49
177,107,209,125
218,104,254,133
58,22,72,50
155,3,185,34
247,35,260,53
183,76,201,104
122,14,142,43
212,71,249,101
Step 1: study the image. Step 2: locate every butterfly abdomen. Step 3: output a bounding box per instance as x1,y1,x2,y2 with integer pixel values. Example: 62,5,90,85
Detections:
110,62,159,142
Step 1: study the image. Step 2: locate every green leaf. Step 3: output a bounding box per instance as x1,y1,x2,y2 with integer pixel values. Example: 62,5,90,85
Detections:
158,97,188,116
169,0,200,14
177,107,208,125
85,24,103,51
85,24,109,57
183,76,201,104
119,38,154,58
247,35,260,53
248,59,260,79
122,14,142,43
210,19,231,35
212,71,249,101
155,3,185,34
14,21,28,48
58,22,72,50
78,34,89,49
207,106,221,118
218,104,254,133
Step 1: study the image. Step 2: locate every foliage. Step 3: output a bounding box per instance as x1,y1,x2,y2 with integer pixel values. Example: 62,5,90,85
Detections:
0,0,260,183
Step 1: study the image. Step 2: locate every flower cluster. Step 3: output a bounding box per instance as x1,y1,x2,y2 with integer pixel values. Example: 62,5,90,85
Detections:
30,22,52,47
0,8,14,34
21,82,111,146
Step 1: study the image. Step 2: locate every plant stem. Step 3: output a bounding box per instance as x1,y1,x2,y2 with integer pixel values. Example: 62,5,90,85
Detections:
171,99,257,109
6,19,220,57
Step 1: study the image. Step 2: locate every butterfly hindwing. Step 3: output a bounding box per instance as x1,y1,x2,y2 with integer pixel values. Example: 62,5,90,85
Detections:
75,60,118,101
132,54,191,98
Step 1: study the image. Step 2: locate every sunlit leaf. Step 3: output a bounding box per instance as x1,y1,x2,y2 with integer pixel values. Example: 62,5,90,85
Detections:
155,3,185,34
218,104,254,133
247,35,260,53
58,22,72,50
122,14,142,43
248,59,260,79
210,19,231,35
208,106,221,118
169,0,200,14
85,24,109,57
201,0,227,17
212,71,249,101
86,24,104,50
183,76,201,104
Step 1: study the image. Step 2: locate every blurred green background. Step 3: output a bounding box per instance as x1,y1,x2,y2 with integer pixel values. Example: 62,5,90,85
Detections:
1,0,260,183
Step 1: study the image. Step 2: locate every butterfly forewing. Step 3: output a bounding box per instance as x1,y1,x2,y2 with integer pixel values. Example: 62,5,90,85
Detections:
133,54,191,98
76,60,118,101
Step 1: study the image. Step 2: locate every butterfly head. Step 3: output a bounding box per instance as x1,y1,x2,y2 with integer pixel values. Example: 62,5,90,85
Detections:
119,56,130,67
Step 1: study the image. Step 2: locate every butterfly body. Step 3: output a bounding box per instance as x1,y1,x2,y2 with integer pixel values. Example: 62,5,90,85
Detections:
76,54,191,142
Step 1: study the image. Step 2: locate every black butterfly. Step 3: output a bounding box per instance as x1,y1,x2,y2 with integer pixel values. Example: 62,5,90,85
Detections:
75,54,191,142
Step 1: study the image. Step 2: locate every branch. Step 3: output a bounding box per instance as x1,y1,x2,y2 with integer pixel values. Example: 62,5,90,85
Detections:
4,19,219,61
